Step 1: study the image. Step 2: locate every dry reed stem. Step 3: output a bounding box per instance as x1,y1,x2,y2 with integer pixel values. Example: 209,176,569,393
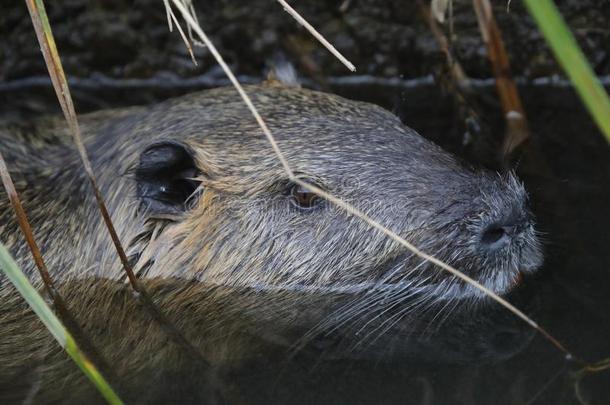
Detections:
25,0,138,289
276,0,356,72
431,0,450,23
420,1,470,90
419,0,482,132
168,0,296,178
25,0,212,370
0,153,59,299
472,0,529,158
572,356,610,403
168,0,578,362
0,151,116,383
163,0,197,65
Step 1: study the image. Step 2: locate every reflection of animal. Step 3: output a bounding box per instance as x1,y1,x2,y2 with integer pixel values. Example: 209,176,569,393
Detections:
0,83,542,402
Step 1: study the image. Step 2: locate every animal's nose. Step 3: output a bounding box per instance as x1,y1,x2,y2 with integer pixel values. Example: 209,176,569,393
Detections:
479,212,530,252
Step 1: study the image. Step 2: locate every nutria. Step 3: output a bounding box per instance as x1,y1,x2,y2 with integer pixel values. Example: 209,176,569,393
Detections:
0,83,542,403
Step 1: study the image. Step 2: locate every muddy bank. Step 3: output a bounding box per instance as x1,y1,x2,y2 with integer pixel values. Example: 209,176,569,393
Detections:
1,0,609,111
3,0,610,79
2,0,609,166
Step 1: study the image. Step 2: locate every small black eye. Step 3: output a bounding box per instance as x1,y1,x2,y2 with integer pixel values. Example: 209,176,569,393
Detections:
290,183,321,210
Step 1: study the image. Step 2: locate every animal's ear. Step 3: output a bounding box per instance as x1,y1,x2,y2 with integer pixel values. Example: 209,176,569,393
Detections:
136,141,201,217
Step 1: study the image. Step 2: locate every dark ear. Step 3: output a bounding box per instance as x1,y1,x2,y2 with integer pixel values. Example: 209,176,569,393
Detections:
136,141,201,216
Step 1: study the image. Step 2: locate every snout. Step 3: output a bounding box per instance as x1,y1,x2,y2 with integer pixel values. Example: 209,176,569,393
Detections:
465,174,543,293
478,209,533,253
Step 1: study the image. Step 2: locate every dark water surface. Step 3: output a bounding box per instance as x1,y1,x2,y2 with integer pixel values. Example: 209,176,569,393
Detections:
1,77,609,404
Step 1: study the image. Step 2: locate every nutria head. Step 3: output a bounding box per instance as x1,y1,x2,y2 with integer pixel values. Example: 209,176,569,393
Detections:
1,84,542,371
86,84,541,358
115,85,541,294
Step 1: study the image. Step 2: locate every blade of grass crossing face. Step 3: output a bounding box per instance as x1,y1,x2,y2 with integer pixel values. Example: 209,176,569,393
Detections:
0,244,123,405
524,0,610,142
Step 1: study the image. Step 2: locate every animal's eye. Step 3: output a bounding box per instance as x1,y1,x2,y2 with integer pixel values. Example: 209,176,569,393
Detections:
290,183,321,210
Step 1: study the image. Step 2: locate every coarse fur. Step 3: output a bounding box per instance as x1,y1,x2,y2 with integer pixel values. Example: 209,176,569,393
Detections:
0,83,542,403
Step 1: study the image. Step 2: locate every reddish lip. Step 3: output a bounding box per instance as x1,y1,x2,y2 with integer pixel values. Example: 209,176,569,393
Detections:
510,271,525,289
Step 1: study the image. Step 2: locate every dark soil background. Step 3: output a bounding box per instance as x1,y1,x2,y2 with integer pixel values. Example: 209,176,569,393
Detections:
1,1,609,404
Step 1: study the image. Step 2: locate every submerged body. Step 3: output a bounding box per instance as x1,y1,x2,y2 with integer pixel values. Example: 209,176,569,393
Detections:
0,84,541,403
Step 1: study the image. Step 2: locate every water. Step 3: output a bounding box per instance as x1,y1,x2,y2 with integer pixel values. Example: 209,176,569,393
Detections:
1,77,609,404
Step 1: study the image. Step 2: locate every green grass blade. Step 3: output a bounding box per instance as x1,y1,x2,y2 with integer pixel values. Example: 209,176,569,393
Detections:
524,0,610,143
0,243,123,405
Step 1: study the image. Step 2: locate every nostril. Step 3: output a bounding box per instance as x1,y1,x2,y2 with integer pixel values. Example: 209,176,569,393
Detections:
481,224,510,249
